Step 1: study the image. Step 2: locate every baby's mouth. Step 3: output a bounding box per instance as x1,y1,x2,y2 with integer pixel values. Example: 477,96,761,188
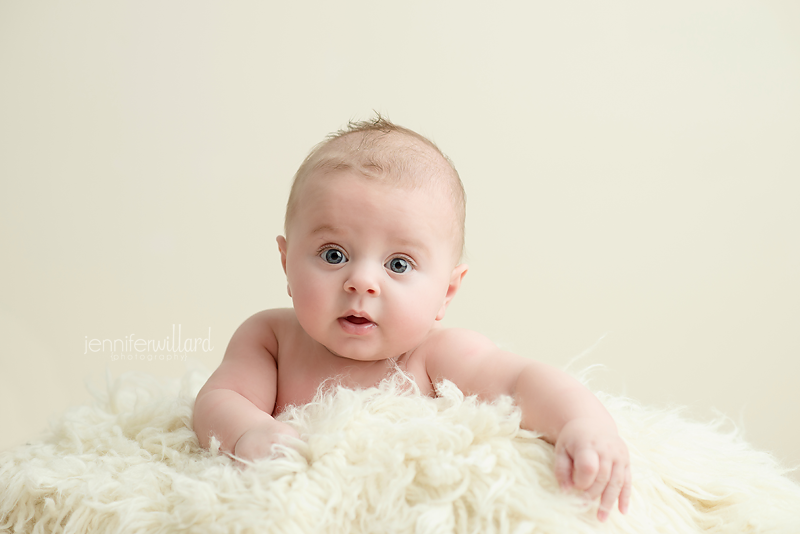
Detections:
345,315,371,325
338,314,376,335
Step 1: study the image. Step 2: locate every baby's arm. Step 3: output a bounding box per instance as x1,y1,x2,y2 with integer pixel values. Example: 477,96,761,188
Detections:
193,310,298,461
424,329,630,522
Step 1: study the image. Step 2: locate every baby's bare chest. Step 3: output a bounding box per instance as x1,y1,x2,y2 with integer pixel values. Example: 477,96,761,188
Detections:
272,343,433,415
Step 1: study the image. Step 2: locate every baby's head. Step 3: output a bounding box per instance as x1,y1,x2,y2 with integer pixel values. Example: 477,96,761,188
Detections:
284,117,466,263
277,117,469,362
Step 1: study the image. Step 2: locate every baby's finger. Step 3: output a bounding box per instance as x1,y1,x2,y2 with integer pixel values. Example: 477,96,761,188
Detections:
618,464,632,515
572,448,600,491
554,447,574,490
596,461,626,522
583,455,612,500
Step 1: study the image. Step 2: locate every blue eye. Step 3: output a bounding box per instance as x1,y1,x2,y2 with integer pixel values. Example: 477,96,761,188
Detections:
386,257,410,274
322,248,346,264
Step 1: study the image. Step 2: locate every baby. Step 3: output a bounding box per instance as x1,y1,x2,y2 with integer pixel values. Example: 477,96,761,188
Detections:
193,118,631,521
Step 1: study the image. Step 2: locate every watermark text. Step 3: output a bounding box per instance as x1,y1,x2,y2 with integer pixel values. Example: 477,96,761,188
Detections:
85,324,214,361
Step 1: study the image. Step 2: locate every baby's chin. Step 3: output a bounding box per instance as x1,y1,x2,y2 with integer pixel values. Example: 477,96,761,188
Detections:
320,343,404,363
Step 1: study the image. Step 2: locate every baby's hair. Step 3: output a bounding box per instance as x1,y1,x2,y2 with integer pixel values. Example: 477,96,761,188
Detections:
284,114,466,262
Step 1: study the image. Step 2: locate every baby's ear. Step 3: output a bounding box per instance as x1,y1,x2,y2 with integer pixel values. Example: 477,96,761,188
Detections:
276,236,288,274
436,264,468,321
276,236,291,297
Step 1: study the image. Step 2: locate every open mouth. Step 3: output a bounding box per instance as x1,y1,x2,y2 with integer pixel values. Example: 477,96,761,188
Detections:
345,315,372,325
338,313,376,335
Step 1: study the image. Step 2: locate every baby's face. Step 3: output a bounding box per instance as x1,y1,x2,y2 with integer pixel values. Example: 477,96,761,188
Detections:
279,170,465,362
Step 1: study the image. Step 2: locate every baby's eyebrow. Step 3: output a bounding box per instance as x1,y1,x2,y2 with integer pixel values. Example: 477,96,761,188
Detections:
310,224,342,235
393,237,430,258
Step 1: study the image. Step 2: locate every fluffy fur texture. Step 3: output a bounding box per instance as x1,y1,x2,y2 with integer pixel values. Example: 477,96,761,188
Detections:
2,369,799,533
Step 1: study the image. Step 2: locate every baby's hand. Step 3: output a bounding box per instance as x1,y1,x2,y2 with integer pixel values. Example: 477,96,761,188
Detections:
553,418,631,522
233,419,300,462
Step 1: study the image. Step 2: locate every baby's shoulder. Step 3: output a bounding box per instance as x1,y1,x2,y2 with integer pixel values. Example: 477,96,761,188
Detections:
245,307,297,327
232,308,300,347
415,326,498,363
411,327,501,386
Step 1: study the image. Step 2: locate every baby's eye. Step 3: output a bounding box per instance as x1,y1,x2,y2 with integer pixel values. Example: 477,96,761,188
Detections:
322,248,347,265
385,257,411,274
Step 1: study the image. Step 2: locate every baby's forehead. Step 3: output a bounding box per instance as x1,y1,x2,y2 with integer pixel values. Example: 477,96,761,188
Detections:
296,170,463,256
294,170,463,261
300,164,451,208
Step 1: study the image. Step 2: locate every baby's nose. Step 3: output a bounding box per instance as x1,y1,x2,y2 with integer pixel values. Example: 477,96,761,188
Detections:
344,264,381,296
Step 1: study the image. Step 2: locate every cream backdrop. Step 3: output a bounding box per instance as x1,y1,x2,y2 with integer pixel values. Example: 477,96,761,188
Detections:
1,2,798,482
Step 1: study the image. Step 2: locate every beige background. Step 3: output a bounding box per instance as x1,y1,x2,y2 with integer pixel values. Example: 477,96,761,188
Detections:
1,2,798,481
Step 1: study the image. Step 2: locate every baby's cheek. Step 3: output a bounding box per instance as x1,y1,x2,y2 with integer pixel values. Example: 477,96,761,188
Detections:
392,293,441,340
291,285,329,332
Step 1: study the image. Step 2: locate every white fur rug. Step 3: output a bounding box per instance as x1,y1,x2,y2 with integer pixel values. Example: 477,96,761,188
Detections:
2,369,799,533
